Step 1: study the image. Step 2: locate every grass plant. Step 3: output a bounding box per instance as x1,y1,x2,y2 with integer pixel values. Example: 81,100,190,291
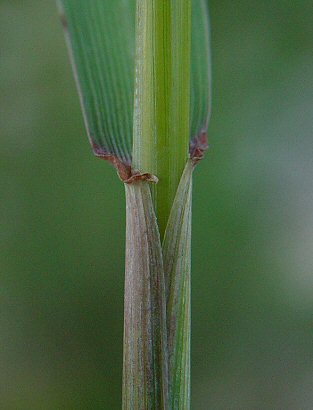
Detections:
58,1,211,408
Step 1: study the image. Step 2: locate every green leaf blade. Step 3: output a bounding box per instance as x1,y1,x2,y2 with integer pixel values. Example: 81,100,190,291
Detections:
58,0,135,163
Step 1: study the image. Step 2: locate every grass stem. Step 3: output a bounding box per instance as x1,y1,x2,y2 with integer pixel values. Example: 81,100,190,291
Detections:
132,0,191,238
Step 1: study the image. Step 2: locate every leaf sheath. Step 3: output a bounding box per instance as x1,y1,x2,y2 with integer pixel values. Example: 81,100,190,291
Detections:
123,160,195,409
163,160,193,409
123,181,169,409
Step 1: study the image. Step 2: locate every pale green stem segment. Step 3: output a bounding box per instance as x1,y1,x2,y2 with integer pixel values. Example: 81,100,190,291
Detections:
123,181,169,410
132,0,191,238
163,160,193,409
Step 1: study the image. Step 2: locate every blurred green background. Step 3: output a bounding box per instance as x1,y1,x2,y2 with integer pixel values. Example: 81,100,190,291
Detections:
1,1,313,409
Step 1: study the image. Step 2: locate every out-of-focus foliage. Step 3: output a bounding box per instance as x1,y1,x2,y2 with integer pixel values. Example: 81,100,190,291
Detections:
1,0,313,409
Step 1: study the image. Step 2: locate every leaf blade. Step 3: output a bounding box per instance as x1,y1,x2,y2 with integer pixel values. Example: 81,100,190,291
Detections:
58,0,135,163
